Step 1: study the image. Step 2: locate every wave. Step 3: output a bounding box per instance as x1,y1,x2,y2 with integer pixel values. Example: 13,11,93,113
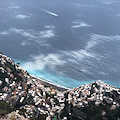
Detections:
15,15,30,19
74,3,97,7
0,31,9,35
72,21,92,28
9,28,55,46
102,1,116,4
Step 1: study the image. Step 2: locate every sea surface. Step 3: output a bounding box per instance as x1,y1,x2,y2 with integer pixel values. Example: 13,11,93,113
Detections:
0,0,120,88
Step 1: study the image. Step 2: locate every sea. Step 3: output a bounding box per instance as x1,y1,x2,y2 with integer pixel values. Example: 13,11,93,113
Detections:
0,0,120,89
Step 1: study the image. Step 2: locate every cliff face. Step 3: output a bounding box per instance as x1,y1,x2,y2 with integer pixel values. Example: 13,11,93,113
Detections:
0,52,120,120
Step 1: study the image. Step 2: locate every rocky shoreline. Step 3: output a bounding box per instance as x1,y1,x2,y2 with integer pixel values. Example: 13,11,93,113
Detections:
30,75,69,92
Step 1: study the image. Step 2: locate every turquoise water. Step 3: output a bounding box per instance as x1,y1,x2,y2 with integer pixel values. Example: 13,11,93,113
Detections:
13,58,95,88
13,59,119,89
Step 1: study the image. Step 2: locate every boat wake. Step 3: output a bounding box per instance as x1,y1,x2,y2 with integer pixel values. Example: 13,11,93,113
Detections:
41,9,58,17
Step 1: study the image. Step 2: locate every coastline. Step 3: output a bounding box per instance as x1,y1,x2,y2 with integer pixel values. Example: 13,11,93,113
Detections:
13,58,70,91
13,59,120,90
30,74,70,91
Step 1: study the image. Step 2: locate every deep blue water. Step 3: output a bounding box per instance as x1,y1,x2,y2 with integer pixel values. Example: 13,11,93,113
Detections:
0,0,120,88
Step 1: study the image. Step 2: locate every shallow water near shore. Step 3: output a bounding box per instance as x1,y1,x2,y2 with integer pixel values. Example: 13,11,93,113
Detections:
14,59,120,89
13,58,95,88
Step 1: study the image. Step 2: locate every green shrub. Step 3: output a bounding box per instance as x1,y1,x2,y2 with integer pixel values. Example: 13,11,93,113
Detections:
0,100,12,116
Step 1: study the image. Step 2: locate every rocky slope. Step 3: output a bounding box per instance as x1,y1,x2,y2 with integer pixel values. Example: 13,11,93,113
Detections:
0,52,65,120
0,52,120,120
61,80,120,120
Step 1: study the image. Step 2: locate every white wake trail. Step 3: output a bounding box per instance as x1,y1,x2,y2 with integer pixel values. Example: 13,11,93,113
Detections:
40,9,58,17
27,3,58,17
